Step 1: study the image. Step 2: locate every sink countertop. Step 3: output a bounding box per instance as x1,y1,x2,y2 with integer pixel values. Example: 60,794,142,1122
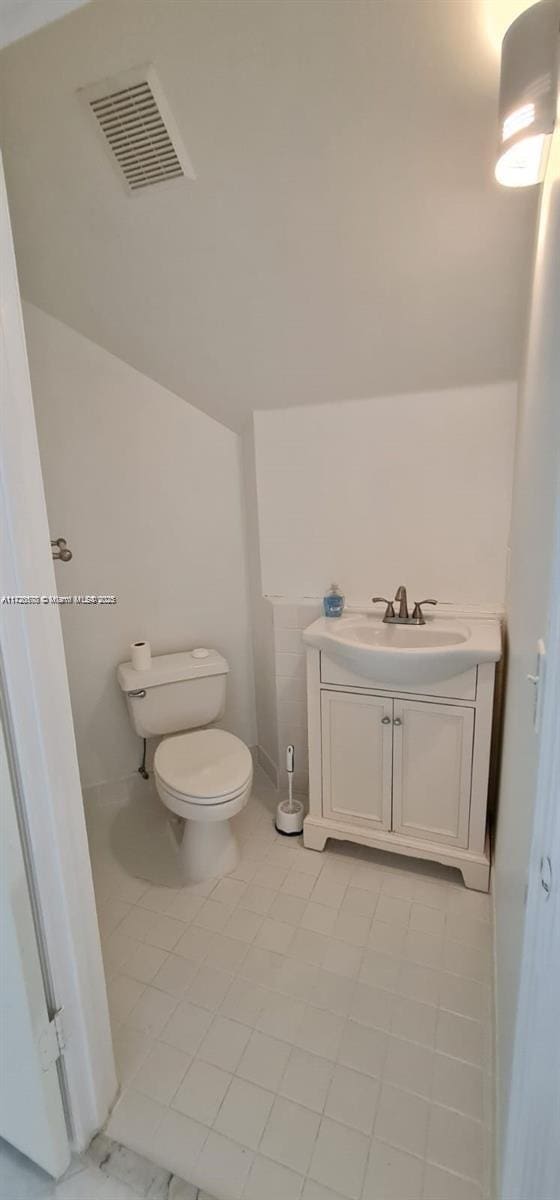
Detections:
303,611,502,686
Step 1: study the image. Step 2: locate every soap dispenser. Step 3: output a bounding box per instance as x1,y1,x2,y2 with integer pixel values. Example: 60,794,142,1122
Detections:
323,583,345,618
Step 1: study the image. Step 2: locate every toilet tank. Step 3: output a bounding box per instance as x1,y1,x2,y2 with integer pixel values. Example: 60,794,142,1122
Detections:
117,649,228,738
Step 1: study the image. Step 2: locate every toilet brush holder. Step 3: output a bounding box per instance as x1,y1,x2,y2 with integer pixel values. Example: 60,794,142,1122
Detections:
275,744,304,836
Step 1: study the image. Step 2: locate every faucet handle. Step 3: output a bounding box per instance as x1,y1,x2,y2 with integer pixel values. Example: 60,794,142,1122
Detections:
372,597,395,619
412,599,437,622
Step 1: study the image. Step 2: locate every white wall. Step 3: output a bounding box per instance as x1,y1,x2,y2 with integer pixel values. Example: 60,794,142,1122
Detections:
24,303,256,788
254,382,517,607
494,133,560,1178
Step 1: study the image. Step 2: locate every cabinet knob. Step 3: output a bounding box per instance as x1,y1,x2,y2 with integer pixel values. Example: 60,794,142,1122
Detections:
381,716,391,725
393,717,402,726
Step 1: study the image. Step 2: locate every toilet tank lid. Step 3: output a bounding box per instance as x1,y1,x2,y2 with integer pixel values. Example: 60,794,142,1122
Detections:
117,649,228,693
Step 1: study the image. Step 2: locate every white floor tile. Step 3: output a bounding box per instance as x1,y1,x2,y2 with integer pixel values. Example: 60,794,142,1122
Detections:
212,878,248,908
205,934,249,972
220,977,269,1026
222,908,264,943
151,953,199,998
186,965,233,1011
301,1182,352,1200
290,928,331,967
257,991,306,1043
422,1163,483,1200
269,892,308,926
214,1077,274,1149
309,1116,369,1200
282,871,317,900
310,969,354,1017
280,1047,333,1112
275,956,319,1002
255,917,295,954
240,946,283,988
243,1153,303,1200
367,921,407,957
409,902,446,936
309,877,347,910
338,1021,387,1078
331,911,370,947
173,1059,232,1124
106,1089,165,1153
431,1054,484,1120
107,976,145,1025
126,986,177,1039
195,900,232,934
295,1005,344,1061
359,950,400,992
112,1025,153,1086
438,974,489,1022
435,1010,484,1066
374,1082,429,1156
324,1064,379,1134
260,1096,321,1174
426,1104,484,1183
121,942,169,985
160,999,213,1054
383,1036,434,1098
301,902,337,936
321,939,362,979
239,883,276,914
198,1015,251,1072
362,1139,424,1199
349,982,394,1032
341,887,379,918
374,895,411,928
153,1109,209,1179
391,995,437,1048
196,1131,253,1200
237,1030,292,1090
132,1040,191,1105
174,926,212,965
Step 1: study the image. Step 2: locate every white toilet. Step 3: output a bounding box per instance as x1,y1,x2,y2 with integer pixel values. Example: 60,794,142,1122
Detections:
117,648,253,882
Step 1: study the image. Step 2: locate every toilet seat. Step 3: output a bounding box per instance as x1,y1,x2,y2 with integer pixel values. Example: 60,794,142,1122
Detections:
154,728,253,807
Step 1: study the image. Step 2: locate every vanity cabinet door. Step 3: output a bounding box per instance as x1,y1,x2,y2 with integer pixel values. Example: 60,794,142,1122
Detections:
321,690,393,829
392,700,474,847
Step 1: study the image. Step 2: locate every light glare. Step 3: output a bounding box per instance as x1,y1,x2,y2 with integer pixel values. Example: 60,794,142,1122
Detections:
495,132,549,186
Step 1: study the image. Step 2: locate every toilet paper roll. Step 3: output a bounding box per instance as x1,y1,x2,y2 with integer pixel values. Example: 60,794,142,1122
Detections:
131,640,151,671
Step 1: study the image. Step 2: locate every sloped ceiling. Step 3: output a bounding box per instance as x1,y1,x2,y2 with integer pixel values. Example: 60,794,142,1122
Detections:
0,0,537,431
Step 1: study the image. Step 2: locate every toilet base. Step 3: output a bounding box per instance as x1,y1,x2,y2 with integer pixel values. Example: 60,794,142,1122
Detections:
179,816,240,883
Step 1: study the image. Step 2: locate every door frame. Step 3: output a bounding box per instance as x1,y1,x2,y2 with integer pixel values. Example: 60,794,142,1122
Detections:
500,472,560,1198
0,157,117,1152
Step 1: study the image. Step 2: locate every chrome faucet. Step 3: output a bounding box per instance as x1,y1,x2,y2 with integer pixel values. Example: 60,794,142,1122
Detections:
371,585,437,626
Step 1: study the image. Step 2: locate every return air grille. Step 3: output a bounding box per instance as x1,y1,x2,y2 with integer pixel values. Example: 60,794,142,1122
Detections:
80,66,195,193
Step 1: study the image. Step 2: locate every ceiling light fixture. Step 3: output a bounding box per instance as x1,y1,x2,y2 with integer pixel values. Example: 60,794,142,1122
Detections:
495,0,559,188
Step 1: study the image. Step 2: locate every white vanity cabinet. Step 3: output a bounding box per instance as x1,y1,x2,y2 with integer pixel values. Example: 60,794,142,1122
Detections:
304,649,496,890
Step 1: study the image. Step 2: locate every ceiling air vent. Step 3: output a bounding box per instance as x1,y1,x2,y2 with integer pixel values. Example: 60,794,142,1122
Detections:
79,65,195,194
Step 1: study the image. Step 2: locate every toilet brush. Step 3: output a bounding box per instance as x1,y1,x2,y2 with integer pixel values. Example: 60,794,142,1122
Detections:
275,744,305,835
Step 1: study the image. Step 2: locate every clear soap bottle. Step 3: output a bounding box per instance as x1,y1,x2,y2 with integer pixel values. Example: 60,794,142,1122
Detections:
323,583,345,618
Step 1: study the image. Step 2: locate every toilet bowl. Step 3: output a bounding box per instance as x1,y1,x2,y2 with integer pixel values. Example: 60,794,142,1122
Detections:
154,728,253,881
117,646,253,883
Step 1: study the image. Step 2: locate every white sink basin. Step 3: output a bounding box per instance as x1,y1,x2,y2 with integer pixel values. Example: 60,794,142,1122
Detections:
303,613,501,686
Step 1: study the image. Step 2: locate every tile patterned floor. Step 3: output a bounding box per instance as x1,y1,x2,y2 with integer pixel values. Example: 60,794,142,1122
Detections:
86,768,494,1200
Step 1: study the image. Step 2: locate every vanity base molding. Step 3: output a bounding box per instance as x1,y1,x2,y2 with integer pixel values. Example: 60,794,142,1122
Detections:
303,817,491,892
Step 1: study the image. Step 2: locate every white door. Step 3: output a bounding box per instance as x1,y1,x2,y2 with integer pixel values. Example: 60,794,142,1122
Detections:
0,707,70,1176
392,699,474,847
321,690,393,829
0,154,116,1158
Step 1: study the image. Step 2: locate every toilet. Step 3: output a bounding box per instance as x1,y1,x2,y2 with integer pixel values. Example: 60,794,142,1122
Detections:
117,648,253,882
